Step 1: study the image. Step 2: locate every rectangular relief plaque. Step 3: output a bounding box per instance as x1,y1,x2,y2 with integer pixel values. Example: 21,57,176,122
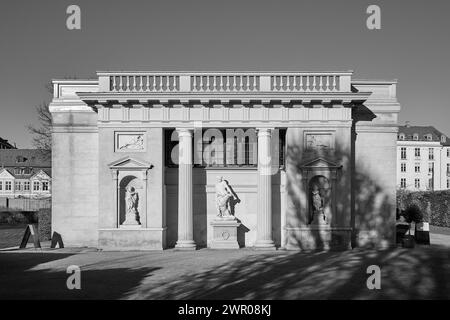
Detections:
305,133,334,152
115,132,146,152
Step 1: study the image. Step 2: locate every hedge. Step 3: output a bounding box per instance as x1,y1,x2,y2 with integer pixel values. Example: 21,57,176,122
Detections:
0,211,38,224
397,189,450,228
37,208,52,241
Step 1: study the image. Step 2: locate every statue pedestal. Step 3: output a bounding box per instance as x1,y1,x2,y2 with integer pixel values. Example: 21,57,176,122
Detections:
311,211,327,226
120,214,141,228
210,219,240,249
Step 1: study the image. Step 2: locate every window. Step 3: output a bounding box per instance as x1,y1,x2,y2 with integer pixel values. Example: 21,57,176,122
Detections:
398,133,405,140
24,181,30,191
16,156,27,163
5,181,12,191
428,178,433,190
415,148,421,158
164,128,286,168
447,148,450,158
400,178,406,188
401,147,407,160
401,163,406,172
429,148,434,160
33,181,40,191
42,182,49,191
447,179,450,189
0,181,2,191
413,134,419,141
15,181,21,191
415,179,420,189
428,162,434,174
447,164,450,174
415,163,420,173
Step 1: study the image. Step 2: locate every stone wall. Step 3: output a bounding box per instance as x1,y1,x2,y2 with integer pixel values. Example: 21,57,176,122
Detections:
51,111,99,247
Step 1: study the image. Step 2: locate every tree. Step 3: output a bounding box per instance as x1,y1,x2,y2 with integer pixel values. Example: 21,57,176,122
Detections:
27,83,53,159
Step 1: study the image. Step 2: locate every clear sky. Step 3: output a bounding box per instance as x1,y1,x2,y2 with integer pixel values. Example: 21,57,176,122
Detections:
1,0,449,148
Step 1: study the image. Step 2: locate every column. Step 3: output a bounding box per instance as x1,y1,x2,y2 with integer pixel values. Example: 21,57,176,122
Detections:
254,128,276,250
175,128,196,250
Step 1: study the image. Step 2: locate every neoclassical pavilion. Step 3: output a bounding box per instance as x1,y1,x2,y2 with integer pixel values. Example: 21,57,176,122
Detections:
49,71,400,250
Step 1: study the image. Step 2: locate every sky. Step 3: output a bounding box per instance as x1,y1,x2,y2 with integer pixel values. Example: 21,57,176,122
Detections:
0,0,449,148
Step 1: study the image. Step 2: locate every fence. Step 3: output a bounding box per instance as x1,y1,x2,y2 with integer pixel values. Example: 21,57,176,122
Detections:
0,197,51,212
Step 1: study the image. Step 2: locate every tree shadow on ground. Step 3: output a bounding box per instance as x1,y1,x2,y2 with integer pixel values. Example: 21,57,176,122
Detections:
127,247,450,300
0,253,160,299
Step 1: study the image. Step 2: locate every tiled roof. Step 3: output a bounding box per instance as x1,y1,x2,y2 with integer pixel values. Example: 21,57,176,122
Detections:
0,137,15,149
398,125,449,145
0,149,51,178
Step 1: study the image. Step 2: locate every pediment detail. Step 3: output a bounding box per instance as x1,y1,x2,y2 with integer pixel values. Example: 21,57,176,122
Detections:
300,157,341,169
30,170,51,180
108,156,152,170
0,168,14,179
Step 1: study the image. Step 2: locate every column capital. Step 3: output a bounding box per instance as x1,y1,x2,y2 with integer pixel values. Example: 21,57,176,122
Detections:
176,128,194,137
256,128,274,136
110,169,119,180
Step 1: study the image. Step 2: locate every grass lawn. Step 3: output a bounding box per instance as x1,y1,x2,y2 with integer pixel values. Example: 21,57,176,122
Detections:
0,224,27,249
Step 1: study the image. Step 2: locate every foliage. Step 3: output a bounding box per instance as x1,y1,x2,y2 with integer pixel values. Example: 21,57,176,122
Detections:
37,208,51,241
397,189,450,228
27,103,52,154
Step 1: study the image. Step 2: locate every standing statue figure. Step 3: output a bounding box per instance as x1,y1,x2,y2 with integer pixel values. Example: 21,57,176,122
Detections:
311,184,326,225
215,176,237,219
124,186,140,225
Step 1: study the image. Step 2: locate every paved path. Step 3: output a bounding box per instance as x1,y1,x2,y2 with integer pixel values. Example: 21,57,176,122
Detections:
0,245,449,299
1,224,449,299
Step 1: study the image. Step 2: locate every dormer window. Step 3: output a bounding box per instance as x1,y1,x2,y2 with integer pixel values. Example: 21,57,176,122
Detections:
441,135,447,143
399,133,405,140
425,134,432,141
16,156,27,163
413,133,419,141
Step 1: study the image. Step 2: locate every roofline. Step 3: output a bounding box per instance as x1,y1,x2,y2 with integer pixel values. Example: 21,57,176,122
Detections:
97,70,355,75
352,79,398,84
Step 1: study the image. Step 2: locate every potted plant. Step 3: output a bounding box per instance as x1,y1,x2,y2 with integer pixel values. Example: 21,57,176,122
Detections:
402,204,424,248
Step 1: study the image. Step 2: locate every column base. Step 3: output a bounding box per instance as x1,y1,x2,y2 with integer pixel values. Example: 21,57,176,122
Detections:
175,240,197,251
254,240,276,251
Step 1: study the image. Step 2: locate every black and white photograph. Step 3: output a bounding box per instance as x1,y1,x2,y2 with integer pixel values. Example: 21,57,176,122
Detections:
0,0,449,309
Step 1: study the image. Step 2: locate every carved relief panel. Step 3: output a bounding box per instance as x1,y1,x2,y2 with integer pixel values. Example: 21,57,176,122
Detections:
115,132,146,152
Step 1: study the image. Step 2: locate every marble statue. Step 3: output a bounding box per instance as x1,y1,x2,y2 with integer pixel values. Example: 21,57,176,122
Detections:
311,184,326,225
123,186,140,225
215,176,237,220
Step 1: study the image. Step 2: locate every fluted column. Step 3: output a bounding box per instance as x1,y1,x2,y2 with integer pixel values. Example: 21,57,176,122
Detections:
255,128,276,250
175,128,196,250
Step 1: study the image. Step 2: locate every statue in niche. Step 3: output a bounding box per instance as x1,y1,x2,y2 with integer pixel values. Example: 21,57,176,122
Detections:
123,186,140,225
311,184,327,225
215,176,238,220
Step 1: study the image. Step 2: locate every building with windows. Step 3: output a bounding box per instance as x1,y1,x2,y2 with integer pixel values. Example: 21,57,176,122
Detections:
49,71,400,250
397,124,450,191
0,149,51,198
0,137,16,149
